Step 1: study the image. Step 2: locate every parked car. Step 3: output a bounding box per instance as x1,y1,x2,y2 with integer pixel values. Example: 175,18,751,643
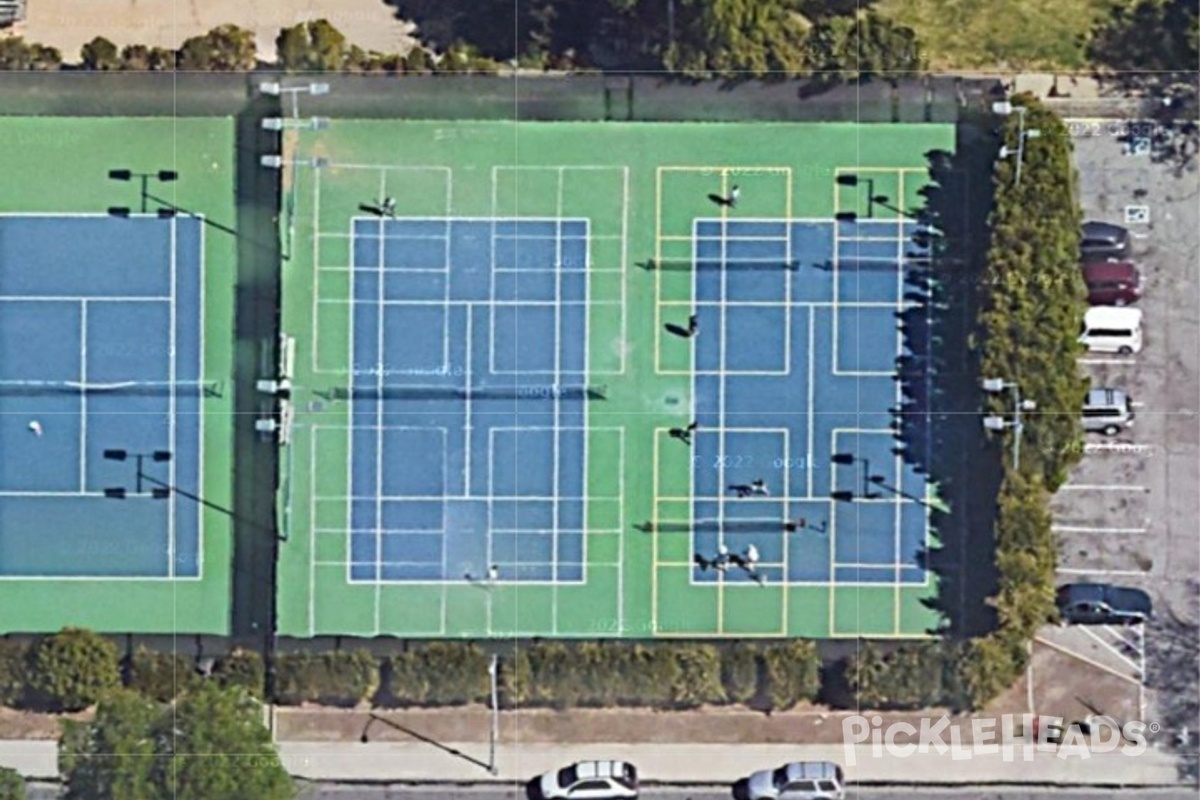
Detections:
1079,306,1143,354
1082,387,1135,435
528,761,638,800
732,761,846,800
1081,220,1131,260
1057,583,1152,625
1082,260,1142,306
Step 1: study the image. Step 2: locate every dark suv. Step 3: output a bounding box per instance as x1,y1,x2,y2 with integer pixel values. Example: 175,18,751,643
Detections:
1081,220,1131,260
1057,583,1151,625
1082,260,1142,306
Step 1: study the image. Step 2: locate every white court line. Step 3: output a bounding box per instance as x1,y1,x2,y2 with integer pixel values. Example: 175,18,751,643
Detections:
310,164,323,375
552,167,565,633
0,295,170,303
807,310,815,499
196,216,207,578
1052,525,1149,534
892,202,905,634
373,171,387,637
167,217,178,579
78,300,88,492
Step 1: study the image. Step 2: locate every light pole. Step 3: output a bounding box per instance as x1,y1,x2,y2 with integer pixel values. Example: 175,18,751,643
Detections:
259,81,330,119
487,653,499,775
831,453,883,500
107,169,178,214
835,174,888,219
993,101,1042,186
102,448,281,539
981,378,1037,471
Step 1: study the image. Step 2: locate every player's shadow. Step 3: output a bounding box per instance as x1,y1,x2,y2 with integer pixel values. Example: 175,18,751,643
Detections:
888,133,1004,640
664,323,692,338
359,202,386,216
707,192,732,207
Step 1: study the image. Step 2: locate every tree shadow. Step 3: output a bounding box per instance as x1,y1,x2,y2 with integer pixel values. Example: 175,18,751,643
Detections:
890,120,1006,638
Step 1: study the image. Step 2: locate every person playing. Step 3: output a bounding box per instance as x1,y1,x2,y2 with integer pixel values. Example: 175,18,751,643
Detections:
688,314,699,337
729,185,741,208
28,420,42,437
750,478,769,496
381,196,397,217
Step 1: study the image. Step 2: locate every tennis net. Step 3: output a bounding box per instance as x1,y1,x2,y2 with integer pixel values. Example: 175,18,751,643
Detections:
0,380,224,397
323,384,607,401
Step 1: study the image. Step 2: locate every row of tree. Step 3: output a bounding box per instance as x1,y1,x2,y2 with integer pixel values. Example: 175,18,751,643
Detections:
0,20,501,74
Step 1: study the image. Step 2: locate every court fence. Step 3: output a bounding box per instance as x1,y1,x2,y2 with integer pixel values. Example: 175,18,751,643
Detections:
0,72,1002,123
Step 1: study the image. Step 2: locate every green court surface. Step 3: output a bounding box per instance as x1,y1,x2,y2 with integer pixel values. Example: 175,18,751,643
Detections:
277,120,956,639
0,118,236,634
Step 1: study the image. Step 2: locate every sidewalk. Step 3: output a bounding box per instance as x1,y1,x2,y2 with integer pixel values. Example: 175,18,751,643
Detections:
0,738,1182,785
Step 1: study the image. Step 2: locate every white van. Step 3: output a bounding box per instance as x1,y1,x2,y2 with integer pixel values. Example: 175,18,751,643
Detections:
1079,307,1142,355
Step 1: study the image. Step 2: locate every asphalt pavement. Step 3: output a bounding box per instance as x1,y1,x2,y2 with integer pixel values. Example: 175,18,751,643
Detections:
289,786,1200,800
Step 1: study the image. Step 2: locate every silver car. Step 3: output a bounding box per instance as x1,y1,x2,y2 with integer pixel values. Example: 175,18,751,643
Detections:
733,761,845,800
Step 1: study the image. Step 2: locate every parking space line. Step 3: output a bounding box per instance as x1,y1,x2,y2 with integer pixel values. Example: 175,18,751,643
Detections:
1080,626,1142,673
1058,567,1150,576
1080,358,1137,366
1060,484,1148,492
1036,635,1142,684
1052,525,1148,534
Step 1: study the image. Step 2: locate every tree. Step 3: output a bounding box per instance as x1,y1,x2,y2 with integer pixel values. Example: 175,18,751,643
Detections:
80,36,120,70
276,19,347,73
152,684,293,800
120,44,176,71
60,685,293,800
802,11,924,84
663,0,808,78
177,24,257,71
0,38,62,70
28,628,120,712
60,690,159,800
0,766,24,800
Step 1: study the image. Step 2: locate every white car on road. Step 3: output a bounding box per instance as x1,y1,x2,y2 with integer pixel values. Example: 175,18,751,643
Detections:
527,760,639,800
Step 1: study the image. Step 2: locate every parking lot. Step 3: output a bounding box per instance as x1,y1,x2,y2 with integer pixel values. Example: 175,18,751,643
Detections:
1041,119,1199,746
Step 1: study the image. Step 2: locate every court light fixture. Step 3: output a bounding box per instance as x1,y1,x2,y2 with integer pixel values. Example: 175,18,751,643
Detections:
104,488,127,499
151,488,171,500
259,81,282,96
152,451,172,462
107,207,132,218
108,169,133,181
156,208,177,219
103,449,128,461
157,170,179,182
260,155,329,170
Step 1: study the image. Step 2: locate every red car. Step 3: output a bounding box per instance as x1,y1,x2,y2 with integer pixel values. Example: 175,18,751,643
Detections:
1082,260,1142,306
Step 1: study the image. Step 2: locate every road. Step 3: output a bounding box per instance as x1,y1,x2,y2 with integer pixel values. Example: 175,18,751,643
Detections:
289,785,1198,800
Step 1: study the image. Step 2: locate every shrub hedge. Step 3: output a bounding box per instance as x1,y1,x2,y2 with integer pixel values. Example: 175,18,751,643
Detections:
0,641,29,708
843,641,969,711
0,634,826,713
126,647,202,703
387,642,490,707
273,650,379,707
27,628,121,713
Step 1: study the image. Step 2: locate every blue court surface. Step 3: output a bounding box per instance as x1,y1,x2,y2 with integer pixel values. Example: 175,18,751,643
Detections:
344,218,591,583
0,215,204,578
688,217,932,587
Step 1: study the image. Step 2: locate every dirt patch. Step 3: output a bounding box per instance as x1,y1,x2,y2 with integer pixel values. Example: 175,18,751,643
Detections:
0,707,89,740
17,0,419,63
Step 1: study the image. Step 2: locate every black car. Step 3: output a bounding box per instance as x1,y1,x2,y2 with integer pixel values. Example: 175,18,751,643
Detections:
1057,583,1151,625
1081,221,1131,260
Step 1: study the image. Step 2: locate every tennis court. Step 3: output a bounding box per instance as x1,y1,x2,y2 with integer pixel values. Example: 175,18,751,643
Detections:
278,120,955,638
0,118,236,634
